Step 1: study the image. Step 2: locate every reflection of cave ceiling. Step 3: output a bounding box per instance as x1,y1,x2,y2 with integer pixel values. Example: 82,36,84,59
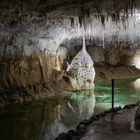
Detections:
0,0,140,54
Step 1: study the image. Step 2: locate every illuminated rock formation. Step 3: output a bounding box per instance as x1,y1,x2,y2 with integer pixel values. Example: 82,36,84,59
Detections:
1,0,140,103
66,36,95,90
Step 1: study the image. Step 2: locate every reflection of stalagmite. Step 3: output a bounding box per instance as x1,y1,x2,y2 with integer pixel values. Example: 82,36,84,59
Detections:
67,36,95,89
60,90,95,122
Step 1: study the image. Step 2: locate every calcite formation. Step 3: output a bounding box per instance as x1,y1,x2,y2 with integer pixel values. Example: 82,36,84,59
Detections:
66,36,95,90
0,0,140,103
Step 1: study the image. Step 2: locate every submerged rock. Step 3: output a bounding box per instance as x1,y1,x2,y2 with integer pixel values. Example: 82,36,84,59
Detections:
66,36,95,90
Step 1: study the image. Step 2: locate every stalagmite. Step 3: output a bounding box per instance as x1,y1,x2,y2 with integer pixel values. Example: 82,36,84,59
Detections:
66,35,95,90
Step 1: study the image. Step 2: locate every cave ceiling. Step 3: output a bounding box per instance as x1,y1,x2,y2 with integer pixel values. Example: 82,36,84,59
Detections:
0,0,140,54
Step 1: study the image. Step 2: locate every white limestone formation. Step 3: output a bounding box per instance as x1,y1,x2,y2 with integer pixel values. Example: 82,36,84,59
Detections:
67,35,95,90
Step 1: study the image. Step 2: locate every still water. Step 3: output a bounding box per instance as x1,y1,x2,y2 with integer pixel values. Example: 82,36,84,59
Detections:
0,77,140,140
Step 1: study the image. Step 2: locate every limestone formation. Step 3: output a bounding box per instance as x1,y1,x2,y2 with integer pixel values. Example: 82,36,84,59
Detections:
66,36,95,90
0,0,140,103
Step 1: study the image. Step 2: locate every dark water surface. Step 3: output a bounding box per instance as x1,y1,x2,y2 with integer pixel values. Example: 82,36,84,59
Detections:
0,77,140,140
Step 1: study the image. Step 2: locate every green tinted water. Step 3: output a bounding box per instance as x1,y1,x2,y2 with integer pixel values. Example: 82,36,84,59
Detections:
95,77,140,113
0,77,140,140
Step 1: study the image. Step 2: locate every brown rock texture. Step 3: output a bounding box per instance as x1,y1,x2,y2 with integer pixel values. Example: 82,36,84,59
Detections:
1,0,140,104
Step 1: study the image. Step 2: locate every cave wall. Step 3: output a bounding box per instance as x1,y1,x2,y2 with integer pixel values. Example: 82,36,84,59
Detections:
1,0,140,103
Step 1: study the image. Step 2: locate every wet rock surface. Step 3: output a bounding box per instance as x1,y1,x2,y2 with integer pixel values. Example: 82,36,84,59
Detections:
56,102,140,140
95,65,140,82
134,103,140,130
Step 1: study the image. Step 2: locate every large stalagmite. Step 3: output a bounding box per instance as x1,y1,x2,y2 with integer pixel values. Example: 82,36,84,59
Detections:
66,36,95,90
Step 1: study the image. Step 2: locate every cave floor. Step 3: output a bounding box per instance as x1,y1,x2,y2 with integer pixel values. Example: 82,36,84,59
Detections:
81,107,140,140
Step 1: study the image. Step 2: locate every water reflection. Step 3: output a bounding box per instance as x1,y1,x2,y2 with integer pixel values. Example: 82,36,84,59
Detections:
1,78,140,140
95,77,140,113
0,89,95,140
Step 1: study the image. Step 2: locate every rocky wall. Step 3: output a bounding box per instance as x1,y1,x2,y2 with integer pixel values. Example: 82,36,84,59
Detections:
1,0,140,103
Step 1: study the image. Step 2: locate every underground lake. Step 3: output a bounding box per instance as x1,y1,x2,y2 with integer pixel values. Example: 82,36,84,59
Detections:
0,77,140,140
